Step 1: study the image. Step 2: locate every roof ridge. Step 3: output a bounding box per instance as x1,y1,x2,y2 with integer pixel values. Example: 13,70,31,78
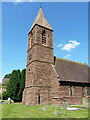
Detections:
56,57,86,66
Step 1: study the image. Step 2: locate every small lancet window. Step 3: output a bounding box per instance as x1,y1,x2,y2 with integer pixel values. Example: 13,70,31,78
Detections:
29,68,30,72
82,87,84,97
70,86,72,96
86,87,90,96
42,30,46,44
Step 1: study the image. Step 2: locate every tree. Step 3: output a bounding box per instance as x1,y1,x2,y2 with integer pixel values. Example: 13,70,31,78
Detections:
20,69,26,93
6,69,26,102
4,73,12,78
3,81,9,87
2,91,9,100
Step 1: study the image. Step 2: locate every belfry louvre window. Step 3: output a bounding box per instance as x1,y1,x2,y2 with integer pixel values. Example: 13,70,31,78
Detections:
42,30,46,44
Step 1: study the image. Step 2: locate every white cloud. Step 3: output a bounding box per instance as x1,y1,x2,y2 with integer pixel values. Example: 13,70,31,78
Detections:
16,0,21,2
69,40,80,46
57,44,62,47
14,0,23,5
14,0,33,5
64,54,71,59
62,40,80,52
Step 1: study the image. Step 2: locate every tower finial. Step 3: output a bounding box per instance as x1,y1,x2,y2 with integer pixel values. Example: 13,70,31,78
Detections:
40,5,42,8
40,0,42,9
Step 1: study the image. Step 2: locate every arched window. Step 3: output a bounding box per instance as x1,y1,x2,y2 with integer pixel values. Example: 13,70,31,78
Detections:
42,30,46,44
28,68,30,72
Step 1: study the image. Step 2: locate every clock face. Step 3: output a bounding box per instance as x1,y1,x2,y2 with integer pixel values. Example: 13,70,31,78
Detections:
29,54,32,60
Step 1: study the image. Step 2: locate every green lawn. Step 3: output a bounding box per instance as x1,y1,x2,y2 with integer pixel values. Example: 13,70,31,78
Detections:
2,103,89,118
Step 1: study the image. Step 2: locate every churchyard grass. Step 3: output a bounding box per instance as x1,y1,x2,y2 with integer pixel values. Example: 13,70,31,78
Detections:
2,102,89,118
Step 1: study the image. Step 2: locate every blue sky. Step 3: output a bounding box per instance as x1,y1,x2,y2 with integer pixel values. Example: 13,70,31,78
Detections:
1,2,88,82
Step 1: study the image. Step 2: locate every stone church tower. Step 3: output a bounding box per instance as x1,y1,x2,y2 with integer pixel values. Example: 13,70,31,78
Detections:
22,8,59,105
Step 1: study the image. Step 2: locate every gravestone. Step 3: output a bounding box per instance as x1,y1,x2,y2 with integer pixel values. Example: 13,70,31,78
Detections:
8,97,11,104
41,105,46,111
53,106,60,116
82,97,88,107
87,98,90,107
63,102,68,109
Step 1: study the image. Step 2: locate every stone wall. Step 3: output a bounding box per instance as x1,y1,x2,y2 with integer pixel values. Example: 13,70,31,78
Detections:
23,86,51,105
51,81,89,105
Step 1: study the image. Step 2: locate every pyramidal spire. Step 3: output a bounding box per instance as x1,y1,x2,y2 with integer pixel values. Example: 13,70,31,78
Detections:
29,8,53,32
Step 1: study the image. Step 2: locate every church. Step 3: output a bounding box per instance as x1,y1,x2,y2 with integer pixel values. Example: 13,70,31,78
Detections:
22,8,90,105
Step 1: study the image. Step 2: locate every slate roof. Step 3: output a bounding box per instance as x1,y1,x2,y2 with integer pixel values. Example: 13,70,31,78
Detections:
54,57,90,83
29,8,53,32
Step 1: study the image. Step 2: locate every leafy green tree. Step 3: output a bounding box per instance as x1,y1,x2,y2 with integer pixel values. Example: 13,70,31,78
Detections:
6,69,26,102
4,73,11,78
2,91,9,100
3,81,9,87
20,69,26,93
